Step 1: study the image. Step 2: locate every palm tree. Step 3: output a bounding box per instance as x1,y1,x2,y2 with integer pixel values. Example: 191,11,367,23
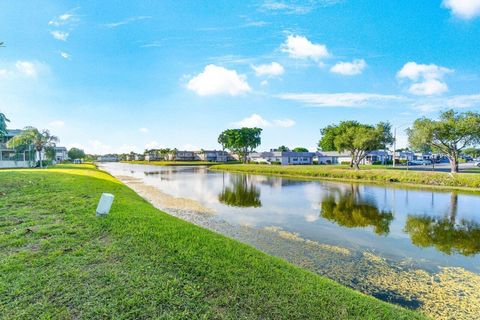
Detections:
0,112,9,137
7,127,59,168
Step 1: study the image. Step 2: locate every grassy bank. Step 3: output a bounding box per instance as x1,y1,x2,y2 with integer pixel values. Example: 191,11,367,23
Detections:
210,164,480,191
120,160,240,166
0,165,424,319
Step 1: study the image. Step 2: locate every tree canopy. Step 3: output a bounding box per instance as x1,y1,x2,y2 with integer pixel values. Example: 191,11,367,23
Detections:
318,121,393,170
0,112,9,137
462,147,480,159
292,147,309,152
407,109,480,173
217,128,262,163
68,147,86,160
276,145,290,152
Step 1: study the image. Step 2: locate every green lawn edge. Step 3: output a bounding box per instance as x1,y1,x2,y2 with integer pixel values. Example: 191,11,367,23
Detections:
0,166,426,319
210,164,480,193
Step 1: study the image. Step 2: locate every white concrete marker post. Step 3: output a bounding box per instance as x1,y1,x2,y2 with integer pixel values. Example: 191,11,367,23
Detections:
96,193,114,216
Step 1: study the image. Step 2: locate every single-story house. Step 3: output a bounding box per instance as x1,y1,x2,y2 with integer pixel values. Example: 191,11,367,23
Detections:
365,150,391,164
97,155,119,162
249,151,315,165
316,151,352,165
166,150,196,161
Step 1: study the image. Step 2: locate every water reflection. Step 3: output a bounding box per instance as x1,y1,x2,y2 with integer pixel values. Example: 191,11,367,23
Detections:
405,193,480,256
218,174,262,208
320,185,394,235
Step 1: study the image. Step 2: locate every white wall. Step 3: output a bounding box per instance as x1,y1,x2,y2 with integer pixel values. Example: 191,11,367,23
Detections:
0,161,31,168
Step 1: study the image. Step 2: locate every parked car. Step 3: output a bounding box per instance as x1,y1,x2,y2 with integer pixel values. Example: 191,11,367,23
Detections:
475,161,480,168
408,159,432,166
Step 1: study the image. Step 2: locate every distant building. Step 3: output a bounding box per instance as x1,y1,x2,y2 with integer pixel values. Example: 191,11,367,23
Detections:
195,150,229,162
166,150,196,161
249,151,315,165
365,150,391,164
54,147,68,162
97,155,118,162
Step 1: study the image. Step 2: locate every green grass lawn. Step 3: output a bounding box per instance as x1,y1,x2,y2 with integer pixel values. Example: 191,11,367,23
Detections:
210,164,480,191
120,160,241,166
0,165,425,319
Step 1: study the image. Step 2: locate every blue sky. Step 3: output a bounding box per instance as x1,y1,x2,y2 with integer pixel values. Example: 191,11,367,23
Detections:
1,0,480,154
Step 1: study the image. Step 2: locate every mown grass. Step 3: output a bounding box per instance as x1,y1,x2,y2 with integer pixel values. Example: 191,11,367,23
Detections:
120,160,241,166
0,166,425,319
210,164,480,191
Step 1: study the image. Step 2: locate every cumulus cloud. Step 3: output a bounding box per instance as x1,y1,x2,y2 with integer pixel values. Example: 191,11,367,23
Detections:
277,92,403,107
48,120,65,128
50,30,69,41
234,114,296,128
187,64,251,96
252,62,285,77
442,0,480,20
330,59,366,75
414,94,480,113
281,35,329,61
397,62,453,96
15,61,38,77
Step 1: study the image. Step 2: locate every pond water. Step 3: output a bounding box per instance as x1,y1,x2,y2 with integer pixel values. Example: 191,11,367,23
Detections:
100,163,480,319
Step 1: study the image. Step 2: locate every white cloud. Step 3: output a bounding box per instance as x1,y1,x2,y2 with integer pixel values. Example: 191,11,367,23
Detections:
234,114,296,128
252,62,284,77
103,16,152,28
330,59,366,75
277,92,403,107
413,94,480,113
88,140,112,154
442,0,480,20
408,79,448,96
60,52,70,59
50,30,69,41
281,35,329,61
397,62,453,96
180,143,200,151
48,9,78,26
235,114,271,128
49,120,65,128
187,64,251,96
139,127,149,133
273,118,296,127
15,61,38,77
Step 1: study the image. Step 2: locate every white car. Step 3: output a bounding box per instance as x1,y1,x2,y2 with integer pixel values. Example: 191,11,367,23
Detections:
408,159,432,166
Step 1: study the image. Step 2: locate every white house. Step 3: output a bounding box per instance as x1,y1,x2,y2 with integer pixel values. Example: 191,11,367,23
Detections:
54,147,68,162
248,151,315,165
195,150,229,162
316,151,352,165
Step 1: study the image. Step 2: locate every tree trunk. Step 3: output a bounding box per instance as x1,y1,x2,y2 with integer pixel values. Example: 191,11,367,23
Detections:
449,156,458,173
38,149,43,168
354,162,360,170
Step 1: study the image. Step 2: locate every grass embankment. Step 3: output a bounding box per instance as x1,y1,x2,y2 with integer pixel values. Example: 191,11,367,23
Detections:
211,164,480,191
0,165,424,319
120,160,240,166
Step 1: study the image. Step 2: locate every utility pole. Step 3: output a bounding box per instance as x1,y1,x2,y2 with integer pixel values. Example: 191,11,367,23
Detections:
392,127,397,168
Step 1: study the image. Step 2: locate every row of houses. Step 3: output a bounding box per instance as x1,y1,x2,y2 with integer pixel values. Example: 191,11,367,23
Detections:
126,150,232,162
0,129,68,168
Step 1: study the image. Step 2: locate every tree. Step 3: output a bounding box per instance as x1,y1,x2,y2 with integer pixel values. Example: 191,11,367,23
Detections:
68,147,86,160
463,147,480,159
292,147,309,152
0,111,9,137
7,127,59,168
319,121,393,170
276,145,290,152
45,146,56,161
407,110,480,173
217,128,262,163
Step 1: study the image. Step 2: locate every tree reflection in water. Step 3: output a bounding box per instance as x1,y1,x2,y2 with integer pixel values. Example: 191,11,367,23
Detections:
218,174,262,208
320,185,394,235
404,193,480,256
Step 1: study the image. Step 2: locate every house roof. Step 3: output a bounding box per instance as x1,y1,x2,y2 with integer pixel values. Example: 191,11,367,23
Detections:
317,151,351,157
250,151,315,157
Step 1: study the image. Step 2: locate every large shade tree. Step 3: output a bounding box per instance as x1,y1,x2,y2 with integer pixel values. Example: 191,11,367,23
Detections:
68,147,86,160
7,127,59,168
319,121,393,170
218,127,262,163
218,175,262,208
407,109,480,173
0,111,9,137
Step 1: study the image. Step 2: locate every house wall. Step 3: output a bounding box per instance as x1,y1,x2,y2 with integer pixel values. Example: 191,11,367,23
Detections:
0,160,31,168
